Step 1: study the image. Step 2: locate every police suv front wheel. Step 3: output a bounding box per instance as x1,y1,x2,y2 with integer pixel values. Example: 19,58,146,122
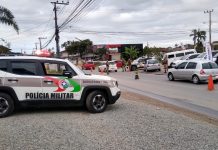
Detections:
86,91,107,113
0,93,14,118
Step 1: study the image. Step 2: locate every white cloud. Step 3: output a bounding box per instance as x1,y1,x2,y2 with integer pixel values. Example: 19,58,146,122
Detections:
1,0,218,53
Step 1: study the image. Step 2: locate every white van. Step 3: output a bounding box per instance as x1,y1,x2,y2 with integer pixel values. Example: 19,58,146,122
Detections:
162,49,197,67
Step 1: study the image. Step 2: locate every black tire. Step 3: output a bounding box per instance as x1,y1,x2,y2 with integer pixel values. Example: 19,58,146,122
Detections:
0,93,14,118
86,91,107,113
168,73,174,81
192,75,200,84
131,65,137,71
169,63,173,68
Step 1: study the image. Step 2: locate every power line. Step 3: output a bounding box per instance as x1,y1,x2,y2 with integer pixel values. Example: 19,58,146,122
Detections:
59,0,96,30
59,0,86,29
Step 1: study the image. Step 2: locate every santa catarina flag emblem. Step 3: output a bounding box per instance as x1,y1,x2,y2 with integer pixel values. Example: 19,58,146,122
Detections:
44,77,81,92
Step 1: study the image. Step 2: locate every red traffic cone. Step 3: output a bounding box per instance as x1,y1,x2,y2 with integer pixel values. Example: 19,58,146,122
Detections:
208,75,214,91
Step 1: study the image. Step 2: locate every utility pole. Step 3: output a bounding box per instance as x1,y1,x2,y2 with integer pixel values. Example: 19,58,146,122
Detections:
35,43,38,50
38,37,47,50
51,0,69,58
204,9,213,46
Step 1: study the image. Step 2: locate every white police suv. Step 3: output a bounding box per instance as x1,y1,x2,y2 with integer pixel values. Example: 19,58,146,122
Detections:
0,56,121,117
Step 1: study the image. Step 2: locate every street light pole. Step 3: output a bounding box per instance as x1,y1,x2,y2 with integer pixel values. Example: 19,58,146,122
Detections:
204,9,213,46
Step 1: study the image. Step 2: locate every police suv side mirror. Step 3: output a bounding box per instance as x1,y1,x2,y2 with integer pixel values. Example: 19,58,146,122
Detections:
63,71,72,78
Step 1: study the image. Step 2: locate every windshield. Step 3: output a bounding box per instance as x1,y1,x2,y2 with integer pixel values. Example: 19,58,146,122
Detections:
148,59,158,64
109,62,115,65
197,53,206,58
180,55,189,60
212,51,218,57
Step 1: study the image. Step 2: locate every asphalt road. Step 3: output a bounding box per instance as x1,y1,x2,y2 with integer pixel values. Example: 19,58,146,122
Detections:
0,97,218,150
85,68,218,119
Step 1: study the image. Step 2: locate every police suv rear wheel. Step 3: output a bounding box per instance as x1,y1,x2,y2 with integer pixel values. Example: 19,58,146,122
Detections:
0,93,14,118
86,91,107,113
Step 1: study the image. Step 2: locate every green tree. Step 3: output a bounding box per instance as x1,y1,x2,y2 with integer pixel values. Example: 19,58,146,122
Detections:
62,39,93,58
95,47,107,60
150,47,162,61
190,29,206,52
190,29,197,47
0,45,10,54
123,46,138,60
0,5,19,33
143,46,152,57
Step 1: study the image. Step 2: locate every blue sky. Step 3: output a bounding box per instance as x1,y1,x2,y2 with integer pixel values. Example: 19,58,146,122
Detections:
1,0,218,54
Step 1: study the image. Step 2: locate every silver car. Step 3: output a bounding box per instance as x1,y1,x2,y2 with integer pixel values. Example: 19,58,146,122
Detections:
167,60,218,84
144,59,161,72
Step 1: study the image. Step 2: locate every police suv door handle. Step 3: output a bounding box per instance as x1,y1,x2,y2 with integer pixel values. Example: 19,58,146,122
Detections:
43,80,53,84
8,79,18,82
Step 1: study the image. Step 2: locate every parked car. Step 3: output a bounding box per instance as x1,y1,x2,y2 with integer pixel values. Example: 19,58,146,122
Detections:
162,49,197,67
194,50,218,61
167,60,218,84
114,60,123,68
82,61,95,70
98,61,118,72
144,58,161,72
171,53,200,68
131,57,152,71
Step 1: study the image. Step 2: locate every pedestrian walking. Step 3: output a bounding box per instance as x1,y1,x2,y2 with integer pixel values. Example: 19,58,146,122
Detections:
106,60,109,75
127,58,132,71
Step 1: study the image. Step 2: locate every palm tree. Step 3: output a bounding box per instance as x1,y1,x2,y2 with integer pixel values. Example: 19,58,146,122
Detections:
190,29,206,52
196,29,206,44
123,46,139,60
0,5,19,33
190,29,197,46
190,29,206,47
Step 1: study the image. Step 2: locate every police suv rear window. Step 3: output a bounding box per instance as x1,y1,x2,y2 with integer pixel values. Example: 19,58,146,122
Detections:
0,60,7,71
11,62,37,75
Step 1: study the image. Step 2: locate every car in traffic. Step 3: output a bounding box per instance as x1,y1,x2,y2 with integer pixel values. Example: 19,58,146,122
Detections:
167,60,218,84
131,57,152,71
194,50,218,61
144,58,161,72
114,60,123,68
171,53,200,68
98,61,118,72
82,61,95,70
162,49,197,67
